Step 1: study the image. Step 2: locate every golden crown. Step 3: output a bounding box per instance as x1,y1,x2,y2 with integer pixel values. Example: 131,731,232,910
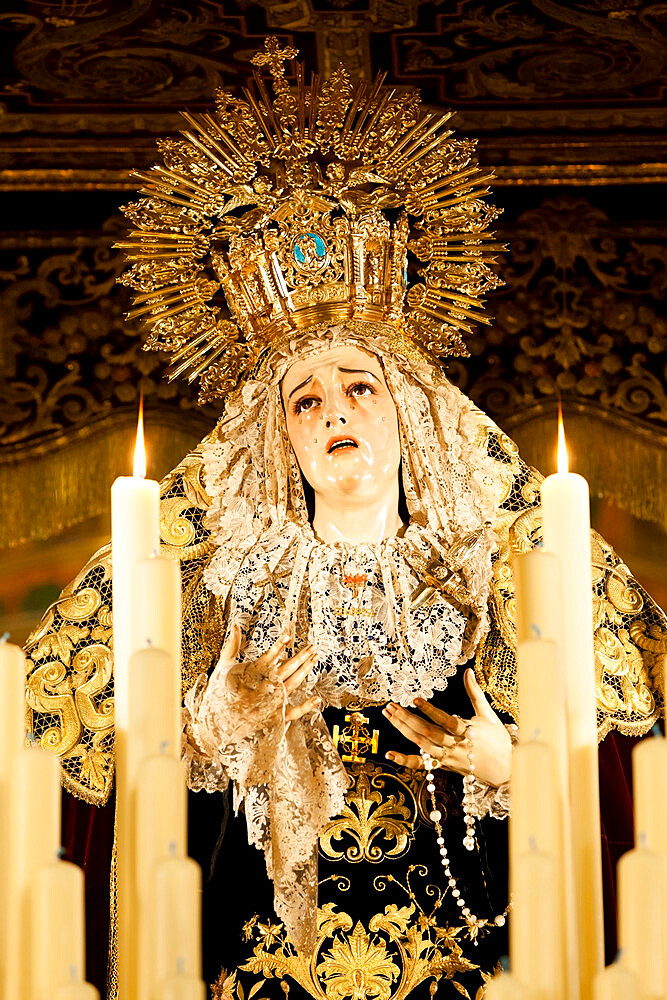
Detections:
116,37,504,401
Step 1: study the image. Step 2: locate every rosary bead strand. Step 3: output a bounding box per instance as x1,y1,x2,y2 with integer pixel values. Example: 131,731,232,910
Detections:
422,751,508,942
462,726,476,851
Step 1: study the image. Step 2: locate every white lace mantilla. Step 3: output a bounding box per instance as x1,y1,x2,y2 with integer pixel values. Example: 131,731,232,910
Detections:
183,326,508,952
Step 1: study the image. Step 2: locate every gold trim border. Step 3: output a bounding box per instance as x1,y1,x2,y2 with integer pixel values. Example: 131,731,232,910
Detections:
2,163,667,190
505,400,667,531
0,409,212,549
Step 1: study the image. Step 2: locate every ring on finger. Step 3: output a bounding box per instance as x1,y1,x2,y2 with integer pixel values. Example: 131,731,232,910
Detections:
451,714,469,737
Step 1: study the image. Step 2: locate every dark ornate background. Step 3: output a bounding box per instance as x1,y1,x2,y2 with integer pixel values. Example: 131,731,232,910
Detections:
1,0,665,639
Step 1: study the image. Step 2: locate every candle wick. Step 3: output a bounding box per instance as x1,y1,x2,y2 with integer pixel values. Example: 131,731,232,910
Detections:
176,957,185,975
26,732,39,745
650,724,663,738
146,637,152,647
528,835,537,851
0,631,9,643
500,955,510,973
152,547,159,558
69,964,77,982
531,728,541,741
638,831,648,849
614,948,624,964
529,623,542,640
159,740,169,754
169,840,177,857
56,846,66,861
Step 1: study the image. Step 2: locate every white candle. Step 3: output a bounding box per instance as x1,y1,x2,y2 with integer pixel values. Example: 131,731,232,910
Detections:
135,754,188,999
133,554,181,711
617,840,664,998
154,976,206,1000
484,971,531,999
4,747,61,1000
512,846,561,1000
512,548,562,645
632,732,667,997
53,985,99,1000
0,640,25,993
592,963,639,1000
31,860,85,1000
510,744,563,1000
514,636,578,999
111,473,160,731
154,856,202,983
540,417,604,999
632,732,666,851
111,408,161,1000
135,755,187,899
128,648,182,763
510,740,559,856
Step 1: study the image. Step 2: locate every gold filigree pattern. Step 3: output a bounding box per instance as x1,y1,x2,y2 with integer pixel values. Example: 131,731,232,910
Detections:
319,764,415,864
332,715,380,766
463,198,667,428
117,37,504,402
226,882,480,1000
394,2,667,106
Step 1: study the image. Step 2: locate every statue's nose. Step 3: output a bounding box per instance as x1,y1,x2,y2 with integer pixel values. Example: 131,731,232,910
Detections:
325,414,347,428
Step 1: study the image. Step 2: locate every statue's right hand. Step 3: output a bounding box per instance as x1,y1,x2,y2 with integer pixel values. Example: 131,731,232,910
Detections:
222,625,320,733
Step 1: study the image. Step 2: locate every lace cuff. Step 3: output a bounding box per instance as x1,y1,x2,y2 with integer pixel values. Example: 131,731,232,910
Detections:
466,723,518,821
181,675,229,793
466,776,511,820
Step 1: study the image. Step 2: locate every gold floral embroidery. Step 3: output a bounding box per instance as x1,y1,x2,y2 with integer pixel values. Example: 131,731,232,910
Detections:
318,921,397,1000
233,881,480,1000
319,765,416,863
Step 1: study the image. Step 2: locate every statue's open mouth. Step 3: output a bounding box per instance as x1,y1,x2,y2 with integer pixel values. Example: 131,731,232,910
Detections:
327,437,358,454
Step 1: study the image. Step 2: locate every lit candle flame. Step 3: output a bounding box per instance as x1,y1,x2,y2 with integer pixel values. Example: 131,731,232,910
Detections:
133,394,146,478
557,403,568,474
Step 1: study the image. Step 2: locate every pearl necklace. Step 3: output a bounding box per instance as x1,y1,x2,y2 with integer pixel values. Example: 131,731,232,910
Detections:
422,750,509,943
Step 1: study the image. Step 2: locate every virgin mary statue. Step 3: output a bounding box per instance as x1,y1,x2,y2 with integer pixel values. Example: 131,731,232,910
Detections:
24,37,665,1000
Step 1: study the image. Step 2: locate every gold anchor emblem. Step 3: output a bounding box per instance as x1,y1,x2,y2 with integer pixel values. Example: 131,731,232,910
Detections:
332,712,379,764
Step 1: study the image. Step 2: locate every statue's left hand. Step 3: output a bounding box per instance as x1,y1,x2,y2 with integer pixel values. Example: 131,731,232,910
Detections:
382,668,512,788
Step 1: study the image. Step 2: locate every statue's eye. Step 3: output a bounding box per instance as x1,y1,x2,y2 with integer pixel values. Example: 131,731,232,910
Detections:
347,382,374,398
293,395,319,414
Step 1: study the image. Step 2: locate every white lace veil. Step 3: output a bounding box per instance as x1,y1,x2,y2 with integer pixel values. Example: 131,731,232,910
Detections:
202,324,503,620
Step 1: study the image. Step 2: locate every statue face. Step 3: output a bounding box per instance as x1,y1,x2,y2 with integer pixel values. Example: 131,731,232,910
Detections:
281,345,401,507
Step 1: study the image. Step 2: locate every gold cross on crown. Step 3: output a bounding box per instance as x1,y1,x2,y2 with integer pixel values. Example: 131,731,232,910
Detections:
250,37,297,78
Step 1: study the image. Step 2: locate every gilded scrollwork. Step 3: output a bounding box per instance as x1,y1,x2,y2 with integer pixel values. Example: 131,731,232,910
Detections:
394,1,667,105
319,764,416,864
26,660,83,757
460,197,667,429
73,645,114,733
0,224,212,450
221,873,482,1000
